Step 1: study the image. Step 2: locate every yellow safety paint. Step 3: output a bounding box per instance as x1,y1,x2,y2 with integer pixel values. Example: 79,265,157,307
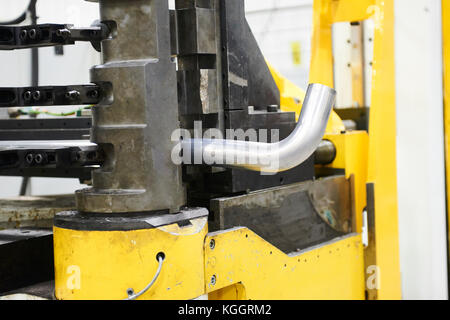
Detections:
54,217,208,300
310,0,375,87
205,229,365,300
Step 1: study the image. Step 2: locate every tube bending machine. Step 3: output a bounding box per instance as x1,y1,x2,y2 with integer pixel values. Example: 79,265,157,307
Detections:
0,0,402,300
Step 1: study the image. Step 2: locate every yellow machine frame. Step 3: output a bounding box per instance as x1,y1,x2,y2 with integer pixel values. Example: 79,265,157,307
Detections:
443,0,450,266
54,0,402,300
309,0,401,299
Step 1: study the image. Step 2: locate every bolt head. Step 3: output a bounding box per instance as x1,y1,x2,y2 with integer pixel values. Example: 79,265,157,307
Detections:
267,105,279,113
20,30,28,40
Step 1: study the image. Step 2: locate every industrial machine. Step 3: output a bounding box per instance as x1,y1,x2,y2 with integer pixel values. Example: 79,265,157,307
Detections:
0,0,403,300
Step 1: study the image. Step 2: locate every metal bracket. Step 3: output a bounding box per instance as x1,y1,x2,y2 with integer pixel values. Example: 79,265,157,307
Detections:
0,22,110,52
0,84,105,108
0,140,101,180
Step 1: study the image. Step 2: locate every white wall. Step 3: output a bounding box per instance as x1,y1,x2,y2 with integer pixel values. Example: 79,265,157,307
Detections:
395,0,448,299
245,0,313,90
0,0,100,197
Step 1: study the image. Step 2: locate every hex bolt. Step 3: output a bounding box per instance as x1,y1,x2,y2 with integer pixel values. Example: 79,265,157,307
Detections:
32,91,41,101
25,153,34,165
210,275,216,286
209,239,215,250
29,29,37,40
19,29,28,40
65,90,80,101
23,91,32,102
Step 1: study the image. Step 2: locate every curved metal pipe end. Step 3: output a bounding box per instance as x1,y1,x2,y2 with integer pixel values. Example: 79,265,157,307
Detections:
181,83,336,173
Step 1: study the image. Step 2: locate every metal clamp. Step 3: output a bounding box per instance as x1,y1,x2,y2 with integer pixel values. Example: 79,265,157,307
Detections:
0,22,110,51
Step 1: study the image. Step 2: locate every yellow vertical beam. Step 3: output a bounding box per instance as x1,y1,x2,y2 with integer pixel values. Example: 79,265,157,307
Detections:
366,0,401,299
443,0,450,266
310,0,334,87
310,0,401,299
310,0,375,86
351,24,365,107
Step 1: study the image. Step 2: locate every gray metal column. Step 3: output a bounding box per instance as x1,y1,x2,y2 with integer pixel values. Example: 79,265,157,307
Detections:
77,0,186,213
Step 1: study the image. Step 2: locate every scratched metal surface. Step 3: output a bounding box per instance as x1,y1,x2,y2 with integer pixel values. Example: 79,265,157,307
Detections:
210,176,351,253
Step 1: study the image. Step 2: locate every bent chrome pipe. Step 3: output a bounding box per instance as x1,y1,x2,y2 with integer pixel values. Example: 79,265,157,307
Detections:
181,83,336,173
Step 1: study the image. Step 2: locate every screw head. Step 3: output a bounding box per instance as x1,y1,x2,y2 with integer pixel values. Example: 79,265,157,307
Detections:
56,29,71,38
210,275,216,286
209,239,215,250
29,29,37,40
32,91,41,101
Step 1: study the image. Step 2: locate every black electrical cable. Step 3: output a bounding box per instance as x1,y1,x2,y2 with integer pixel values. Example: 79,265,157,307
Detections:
0,0,37,26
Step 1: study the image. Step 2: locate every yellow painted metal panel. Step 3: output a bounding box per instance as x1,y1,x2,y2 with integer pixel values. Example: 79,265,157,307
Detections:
366,0,401,300
205,229,365,300
268,63,345,133
310,0,401,299
443,0,450,264
54,218,208,300
310,0,334,87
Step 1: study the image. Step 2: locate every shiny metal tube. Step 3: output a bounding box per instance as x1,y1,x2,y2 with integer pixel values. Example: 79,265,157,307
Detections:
181,83,336,173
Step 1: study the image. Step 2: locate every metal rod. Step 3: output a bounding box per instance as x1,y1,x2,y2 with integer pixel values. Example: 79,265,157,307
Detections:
181,83,336,173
